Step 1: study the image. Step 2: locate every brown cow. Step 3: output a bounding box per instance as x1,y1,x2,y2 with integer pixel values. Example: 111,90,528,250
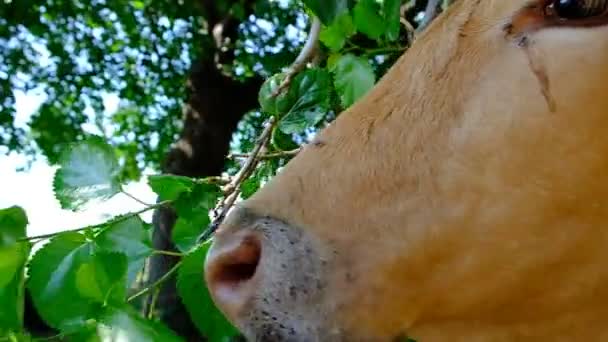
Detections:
204,0,608,341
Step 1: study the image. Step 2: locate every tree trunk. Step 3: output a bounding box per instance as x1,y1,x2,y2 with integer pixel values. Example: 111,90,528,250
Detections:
148,2,261,339
149,60,261,340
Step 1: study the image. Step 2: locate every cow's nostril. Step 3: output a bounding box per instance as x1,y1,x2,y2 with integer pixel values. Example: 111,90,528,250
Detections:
205,233,262,320
212,237,260,285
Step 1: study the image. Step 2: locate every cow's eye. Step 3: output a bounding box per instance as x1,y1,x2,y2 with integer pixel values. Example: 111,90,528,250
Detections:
546,0,608,19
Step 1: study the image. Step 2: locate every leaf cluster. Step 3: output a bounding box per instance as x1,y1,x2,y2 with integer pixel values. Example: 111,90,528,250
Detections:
0,0,303,179
0,139,236,341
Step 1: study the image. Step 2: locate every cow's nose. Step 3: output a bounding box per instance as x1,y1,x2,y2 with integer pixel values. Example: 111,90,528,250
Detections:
204,227,262,321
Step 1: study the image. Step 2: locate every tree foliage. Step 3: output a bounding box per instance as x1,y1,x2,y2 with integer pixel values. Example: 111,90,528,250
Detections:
1,0,304,177
0,0,450,340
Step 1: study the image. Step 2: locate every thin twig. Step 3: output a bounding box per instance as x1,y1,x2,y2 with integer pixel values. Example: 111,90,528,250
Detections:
401,17,417,42
198,176,231,186
147,288,161,319
206,189,241,240
400,2,418,42
139,259,150,316
199,118,277,242
128,261,181,302
229,148,301,160
226,117,276,194
21,201,170,242
24,227,91,242
344,41,406,57
30,332,67,341
353,46,407,57
271,16,322,98
417,0,442,33
153,250,184,257
121,189,152,206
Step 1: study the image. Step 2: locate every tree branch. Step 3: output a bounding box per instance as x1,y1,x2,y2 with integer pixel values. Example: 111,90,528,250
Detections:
21,201,170,242
271,17,322,97
128,261,182,302
416,0,442,33
229,148,301,160
198,176,231,186
121,189,152,206
147,288,161,319
199,117,277,242
153,250,184,257
196,15,327,242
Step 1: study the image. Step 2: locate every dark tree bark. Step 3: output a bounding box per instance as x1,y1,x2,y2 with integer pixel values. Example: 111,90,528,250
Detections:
148,1,261,340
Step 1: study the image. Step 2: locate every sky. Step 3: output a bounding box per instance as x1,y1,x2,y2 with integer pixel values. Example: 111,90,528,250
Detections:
0,90,157,240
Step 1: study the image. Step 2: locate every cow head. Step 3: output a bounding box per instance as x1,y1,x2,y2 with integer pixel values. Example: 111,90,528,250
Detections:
205,0,608,340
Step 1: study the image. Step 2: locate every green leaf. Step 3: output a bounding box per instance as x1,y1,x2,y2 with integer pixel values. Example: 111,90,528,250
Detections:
303,0,350,25
177,244,238,341
75,252,127,307
241,160,283,200
53,137,122,211
172,215,210,253
258,73,296,117
95,216,152,285
279,68,331,134
0,207,28,246
231,2,246,20
240,176,261,200
383,0,402,41
0,244,28,292
173,183,222,221
27,232,98,331
320,13,356,51
131,0,145,10
0,207,30,332
271,127,299,152
148,175,197,202
353,0,386,40
75,263,104,304
98,307,183,342
172,183,222,252
331,54,376,108
327,53,342,70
